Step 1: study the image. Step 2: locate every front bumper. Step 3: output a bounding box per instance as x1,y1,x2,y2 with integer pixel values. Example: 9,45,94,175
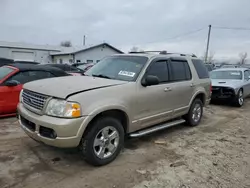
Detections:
17,103,86,148
211,86,236,100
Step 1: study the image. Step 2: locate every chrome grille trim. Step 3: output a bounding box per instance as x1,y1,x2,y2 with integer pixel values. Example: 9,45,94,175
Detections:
22,89,49,111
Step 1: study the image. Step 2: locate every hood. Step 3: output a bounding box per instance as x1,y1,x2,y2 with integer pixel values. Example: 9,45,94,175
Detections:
24,76,127,99
211,79,243,88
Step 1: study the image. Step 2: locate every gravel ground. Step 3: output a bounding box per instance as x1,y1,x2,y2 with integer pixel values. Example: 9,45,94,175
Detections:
0,101,250,188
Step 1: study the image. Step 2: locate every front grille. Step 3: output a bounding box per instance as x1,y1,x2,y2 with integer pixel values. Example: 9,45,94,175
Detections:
212,86,234,96
22,90,48,111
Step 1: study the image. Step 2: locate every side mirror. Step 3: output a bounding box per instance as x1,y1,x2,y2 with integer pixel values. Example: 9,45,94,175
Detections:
141,75,160,87
5,80,19,87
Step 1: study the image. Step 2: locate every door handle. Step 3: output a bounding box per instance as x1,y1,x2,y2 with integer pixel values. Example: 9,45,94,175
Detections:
164,87,172,92
190,83,194,87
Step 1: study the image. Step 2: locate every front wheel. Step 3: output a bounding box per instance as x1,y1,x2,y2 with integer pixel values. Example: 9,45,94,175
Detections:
80,117,124,166
184,98,203,126
234,89,244,107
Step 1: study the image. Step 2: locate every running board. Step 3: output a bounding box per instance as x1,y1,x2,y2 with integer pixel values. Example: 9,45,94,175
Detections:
128,119,186,138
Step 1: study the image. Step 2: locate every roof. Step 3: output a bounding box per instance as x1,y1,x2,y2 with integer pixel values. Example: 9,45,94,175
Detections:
213,67,248,72
6,63,69,76
50,43,124,55
111,53,200,60
0,41,69,52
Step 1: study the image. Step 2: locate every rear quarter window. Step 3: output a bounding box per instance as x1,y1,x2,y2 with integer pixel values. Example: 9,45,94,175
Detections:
192,59,209,79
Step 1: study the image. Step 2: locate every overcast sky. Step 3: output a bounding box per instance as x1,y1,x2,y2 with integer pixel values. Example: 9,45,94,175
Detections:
1,0,250,59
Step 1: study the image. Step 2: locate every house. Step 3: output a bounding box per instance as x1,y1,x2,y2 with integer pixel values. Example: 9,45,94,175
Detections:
50,43,123,64
0,41,123,64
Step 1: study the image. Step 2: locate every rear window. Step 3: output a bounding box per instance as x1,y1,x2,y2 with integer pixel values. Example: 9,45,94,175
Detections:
192,59,209,79
0,66,15,80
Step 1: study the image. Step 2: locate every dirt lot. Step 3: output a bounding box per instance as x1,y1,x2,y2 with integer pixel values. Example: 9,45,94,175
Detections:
0,101,250,188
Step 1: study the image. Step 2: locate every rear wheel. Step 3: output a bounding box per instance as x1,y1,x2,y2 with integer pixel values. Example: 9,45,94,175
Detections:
234,89,244,107
184,98,203,126
80,117,124,166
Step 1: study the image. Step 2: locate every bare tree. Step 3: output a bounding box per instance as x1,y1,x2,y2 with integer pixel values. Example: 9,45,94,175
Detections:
239,52,248,65
130,46,139,52
60,40,72,47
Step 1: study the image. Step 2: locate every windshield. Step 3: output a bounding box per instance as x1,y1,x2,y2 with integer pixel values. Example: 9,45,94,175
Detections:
0,66,15,80
210,70,242,80
85,56,148,81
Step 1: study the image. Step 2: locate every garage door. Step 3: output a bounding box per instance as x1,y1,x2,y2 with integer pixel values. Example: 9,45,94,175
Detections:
12,51,34,61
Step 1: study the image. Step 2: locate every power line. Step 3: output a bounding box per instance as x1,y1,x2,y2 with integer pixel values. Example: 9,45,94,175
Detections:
144,27,205,45
213,26,250,31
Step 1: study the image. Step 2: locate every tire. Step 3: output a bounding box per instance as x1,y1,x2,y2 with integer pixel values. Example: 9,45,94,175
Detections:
184,98,203,126
80,116,124,166
234,89,244,107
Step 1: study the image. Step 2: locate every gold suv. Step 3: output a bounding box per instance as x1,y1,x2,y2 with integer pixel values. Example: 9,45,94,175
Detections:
18,51,211,166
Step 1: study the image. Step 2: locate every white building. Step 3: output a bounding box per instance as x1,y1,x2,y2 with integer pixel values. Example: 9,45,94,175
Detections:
0,41,123,64
51,43,123,64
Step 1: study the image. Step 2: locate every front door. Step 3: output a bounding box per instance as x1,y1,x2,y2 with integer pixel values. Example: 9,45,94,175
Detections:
134,59,176,130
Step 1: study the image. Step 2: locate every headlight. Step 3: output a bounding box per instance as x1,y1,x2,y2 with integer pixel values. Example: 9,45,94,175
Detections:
19,89,23,103
45,98,81,118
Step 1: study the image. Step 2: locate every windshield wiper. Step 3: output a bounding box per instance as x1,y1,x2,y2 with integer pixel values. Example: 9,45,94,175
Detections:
92,74,111,79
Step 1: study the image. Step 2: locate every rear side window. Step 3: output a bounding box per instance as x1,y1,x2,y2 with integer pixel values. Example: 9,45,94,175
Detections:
169,60,191,81
192,59,209,79
0,66,15,80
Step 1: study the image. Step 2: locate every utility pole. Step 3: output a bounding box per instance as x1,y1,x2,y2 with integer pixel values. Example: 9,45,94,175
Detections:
83,35,86,46
205,25,211,63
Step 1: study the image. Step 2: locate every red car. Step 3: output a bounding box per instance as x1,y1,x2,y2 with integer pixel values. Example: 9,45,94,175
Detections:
0,64,69,117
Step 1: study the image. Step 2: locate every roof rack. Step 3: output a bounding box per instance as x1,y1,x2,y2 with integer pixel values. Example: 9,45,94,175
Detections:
129,50,197,57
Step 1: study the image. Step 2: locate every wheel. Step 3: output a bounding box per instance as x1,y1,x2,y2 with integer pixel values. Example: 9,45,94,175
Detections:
184,98,203,126
80,117,124,166
234,89,244,107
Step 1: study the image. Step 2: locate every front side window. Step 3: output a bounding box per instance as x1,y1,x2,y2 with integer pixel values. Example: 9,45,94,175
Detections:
85,56,148,81
146,61,169,83
244,70,250,80
0,66,15,80
169,60,191,81
210,70,243,80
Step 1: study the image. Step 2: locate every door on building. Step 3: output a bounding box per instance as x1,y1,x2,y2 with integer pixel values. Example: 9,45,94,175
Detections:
12,51,35,62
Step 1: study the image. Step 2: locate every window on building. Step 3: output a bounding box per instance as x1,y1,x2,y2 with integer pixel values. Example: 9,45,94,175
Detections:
96,60,100,63
87,60,93,63
69,59,73,64
59,59,63,64
76,60,81,63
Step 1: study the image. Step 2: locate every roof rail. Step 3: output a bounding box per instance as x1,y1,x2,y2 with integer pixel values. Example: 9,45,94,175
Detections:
129,50,197,57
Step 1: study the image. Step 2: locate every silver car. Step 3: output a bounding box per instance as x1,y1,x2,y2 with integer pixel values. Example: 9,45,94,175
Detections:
210,68,250,107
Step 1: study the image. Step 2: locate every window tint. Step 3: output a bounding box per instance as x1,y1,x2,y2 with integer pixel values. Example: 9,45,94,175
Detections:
169,60,191,81
147,61,168,83
192,59,209,79
0,66,15,80
6,71,54,84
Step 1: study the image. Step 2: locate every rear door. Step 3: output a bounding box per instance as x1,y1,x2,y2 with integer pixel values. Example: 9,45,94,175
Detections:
168,58,194,117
